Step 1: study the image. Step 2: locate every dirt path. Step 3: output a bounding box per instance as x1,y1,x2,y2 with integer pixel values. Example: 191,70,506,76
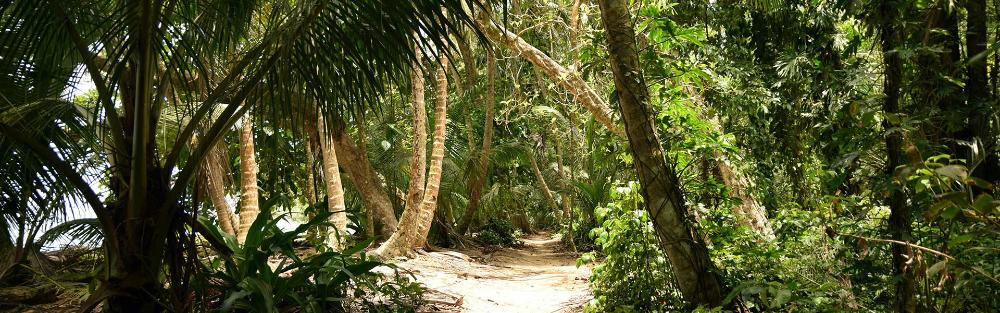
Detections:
395,233,593,312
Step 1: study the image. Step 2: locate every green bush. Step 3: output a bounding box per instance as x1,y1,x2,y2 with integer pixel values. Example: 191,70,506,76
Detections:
194,212,424,312
580,182,683,312
474,218,522,247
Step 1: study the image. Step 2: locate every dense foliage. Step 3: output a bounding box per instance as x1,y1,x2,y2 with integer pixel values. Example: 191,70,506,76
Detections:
1,0,998,312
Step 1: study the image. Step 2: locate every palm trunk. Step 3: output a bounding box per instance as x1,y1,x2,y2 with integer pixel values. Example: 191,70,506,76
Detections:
376,55,449,257
597,0,728,307
476,12,624,138
879,3,916,311
458,49,497,235
413,61,450,247
317,114,348,249
236,116,260,244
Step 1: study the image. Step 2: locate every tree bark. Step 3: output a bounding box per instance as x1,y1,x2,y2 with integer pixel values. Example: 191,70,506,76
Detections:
712,151,775,240
879,2,917,311
354,115,376,239
331,125,398,238
236,116,260,244
570,0,583,70
529,142,561,216
376,55,449,257
458,49,497,235
476,12,624,138
200,136,237,236
964,0,998,182
303,130,318,210
405,56,429,217
597,0,729,307
318,114,348,249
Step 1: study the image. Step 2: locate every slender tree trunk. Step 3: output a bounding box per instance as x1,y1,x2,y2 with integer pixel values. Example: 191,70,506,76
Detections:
376,55,449,257
570,0,582,70
354,115,376,239
597,0,729,307
879,3,917,311
236,116,260,244
414,60,450,247
318,114,349,249
303,130,318,210
331,126,398,238
199,136,237,236
459,27,478,150
476,12,624,138
555,137,576,252
712,152,775,239
458,49,497,235
529,143,561,216
965,0,998,182
373,53,427,257
405,53,429,224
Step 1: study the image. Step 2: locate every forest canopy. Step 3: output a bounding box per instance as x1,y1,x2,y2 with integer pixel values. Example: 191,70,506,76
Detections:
0,0,998,312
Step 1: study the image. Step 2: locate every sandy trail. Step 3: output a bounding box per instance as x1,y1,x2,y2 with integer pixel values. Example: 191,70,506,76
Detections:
395,233,593,313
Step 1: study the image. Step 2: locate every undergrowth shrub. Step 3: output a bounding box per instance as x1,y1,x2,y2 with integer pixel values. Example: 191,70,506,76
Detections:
563,217,598,252
194,212,424,312
579,182,683,312
474,218,522,247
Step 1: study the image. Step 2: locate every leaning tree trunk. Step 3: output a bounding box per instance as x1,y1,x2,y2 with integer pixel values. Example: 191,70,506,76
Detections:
414,60,450,248
331,126,399,238
317,114,348,250
879,2,916,312
236,116,260,244
376,55,449,257
712,151,775,240
373,54,427,257
529,143,561,216
555,137,576,251
458,49,497,235
597,0,729,307
476,12,624,138
198,136,237,236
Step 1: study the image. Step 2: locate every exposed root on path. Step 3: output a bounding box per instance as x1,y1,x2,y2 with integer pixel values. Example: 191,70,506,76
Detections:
394,233,593,313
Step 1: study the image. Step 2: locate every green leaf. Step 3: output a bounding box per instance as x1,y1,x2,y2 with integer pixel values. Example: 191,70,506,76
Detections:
934,165,967,181
972,194,996,213
949,234,973,246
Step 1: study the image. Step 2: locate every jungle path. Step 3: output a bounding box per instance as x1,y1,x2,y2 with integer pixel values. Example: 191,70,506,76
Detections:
396,232,593,312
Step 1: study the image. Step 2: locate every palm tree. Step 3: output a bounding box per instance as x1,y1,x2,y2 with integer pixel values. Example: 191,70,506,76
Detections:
0,0,477,310
457,48,497,235
317,114,348,249
376,51,450,257
596,0,729,307
236,116,261,243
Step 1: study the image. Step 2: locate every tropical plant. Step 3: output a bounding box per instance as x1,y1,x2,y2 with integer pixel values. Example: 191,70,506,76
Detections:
0,0,477,310
194,211,423,312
